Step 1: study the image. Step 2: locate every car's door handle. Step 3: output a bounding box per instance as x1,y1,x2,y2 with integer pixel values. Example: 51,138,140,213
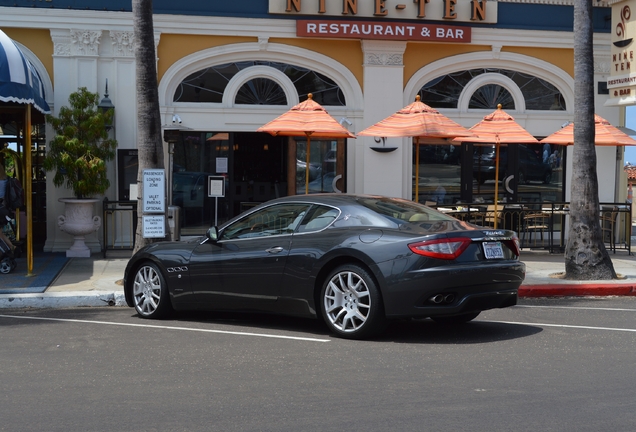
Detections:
266,247,284,254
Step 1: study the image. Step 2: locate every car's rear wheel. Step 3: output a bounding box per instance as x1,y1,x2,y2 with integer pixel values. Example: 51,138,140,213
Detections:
132,262,172,319
431,312,480,325
320,264,386,339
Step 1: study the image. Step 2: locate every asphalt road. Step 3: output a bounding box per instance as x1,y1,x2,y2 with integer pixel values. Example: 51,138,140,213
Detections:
1,298,636,432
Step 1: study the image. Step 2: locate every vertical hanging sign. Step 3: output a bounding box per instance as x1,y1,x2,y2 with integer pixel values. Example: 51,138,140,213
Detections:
142,169,166,238
606,0,636,106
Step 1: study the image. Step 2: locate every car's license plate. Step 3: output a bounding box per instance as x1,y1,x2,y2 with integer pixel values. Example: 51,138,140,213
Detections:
483,242,504,259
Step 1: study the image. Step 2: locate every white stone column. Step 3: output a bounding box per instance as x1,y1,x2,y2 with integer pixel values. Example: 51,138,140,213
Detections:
356,40,407,198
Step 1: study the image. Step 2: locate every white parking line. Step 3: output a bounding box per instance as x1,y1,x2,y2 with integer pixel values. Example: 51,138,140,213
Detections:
516,305,636,312
0,314,331,342
483,320,636,333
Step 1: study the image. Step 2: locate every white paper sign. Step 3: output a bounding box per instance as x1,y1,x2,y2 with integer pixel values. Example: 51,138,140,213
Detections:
143,169,165,213
143,215,165,238
208,176,225,197
216,157,228,173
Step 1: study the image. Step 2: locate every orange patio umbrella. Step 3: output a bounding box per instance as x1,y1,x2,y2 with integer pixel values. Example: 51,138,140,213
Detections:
357,95,475,202
257,93,355,194
540,114,636,147
453,104,539,228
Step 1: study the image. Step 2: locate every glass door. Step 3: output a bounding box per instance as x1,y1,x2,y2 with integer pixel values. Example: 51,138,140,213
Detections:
292,138,346,195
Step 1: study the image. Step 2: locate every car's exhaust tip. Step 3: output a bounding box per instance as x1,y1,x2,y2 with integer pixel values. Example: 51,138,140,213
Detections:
428,293,456,304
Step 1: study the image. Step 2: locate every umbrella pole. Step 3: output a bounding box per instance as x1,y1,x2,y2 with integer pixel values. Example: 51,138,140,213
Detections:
25,105,33,275
494,141,500,229
305,136,311,194
415,137,420,203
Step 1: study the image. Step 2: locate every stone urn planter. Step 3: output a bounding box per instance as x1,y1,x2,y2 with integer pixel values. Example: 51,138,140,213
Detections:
58,198,102,257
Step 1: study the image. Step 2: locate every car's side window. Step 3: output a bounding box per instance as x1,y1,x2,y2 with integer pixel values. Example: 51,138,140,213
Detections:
298,205,339,233
221,203,310,240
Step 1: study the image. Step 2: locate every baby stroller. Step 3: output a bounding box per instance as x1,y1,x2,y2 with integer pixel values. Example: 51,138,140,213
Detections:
0,233,16,274
0,210,18,274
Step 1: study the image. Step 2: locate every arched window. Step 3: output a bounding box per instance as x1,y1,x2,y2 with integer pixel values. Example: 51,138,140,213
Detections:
235,78,287,105
174,61,346,106
418,69,565,110
469,84,515,109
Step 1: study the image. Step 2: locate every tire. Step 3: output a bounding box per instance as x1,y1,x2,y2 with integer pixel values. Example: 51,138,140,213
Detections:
431,312,480,325
320,264,386,339
132,262,172,319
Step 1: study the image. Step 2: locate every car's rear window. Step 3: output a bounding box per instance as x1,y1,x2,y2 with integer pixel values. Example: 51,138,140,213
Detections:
339,197,455,227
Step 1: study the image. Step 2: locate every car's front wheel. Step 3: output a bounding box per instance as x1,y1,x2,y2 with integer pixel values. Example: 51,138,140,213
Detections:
320,264,386,339
132,262,172,319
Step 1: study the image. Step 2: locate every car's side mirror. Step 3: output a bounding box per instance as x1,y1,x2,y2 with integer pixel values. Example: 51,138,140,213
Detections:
206,226,219,242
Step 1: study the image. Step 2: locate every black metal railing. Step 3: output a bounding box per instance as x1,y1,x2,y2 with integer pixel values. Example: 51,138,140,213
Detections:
431,201,632,254
103,199,137,258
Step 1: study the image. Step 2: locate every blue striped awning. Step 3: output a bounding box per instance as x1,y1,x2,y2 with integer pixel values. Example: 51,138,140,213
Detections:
0,29,50,114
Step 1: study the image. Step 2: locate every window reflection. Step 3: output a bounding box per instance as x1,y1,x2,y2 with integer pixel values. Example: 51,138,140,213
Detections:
412,144,461,204
413,143,564,206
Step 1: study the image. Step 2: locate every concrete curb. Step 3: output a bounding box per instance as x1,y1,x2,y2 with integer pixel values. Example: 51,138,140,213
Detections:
519,283,636,297
0,291,127,309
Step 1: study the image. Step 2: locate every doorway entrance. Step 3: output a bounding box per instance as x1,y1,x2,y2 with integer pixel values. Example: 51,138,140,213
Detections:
170,131,347,235
170,131,286,235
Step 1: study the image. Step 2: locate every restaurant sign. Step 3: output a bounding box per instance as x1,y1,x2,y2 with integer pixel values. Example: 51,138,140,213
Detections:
606,0,636,106
269,0,497,24
297,20,471,42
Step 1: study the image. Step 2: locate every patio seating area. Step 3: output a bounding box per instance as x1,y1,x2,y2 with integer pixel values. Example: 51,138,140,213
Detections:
433,201,632,254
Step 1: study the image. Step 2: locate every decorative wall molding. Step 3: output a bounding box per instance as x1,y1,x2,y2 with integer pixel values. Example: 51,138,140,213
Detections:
111,31,135,57
365,52,403,66
258,36,269,51
361,41,406,67
491,45,502,60
50,29,72,57
70,29,102,56
594,54,611,74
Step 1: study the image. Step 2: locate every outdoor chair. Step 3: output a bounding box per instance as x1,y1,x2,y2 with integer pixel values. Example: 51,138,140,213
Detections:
521,212,551,248
600,206,619,253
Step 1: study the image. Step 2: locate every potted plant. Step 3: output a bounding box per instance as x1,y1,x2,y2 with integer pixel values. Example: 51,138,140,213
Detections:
44,87,117,257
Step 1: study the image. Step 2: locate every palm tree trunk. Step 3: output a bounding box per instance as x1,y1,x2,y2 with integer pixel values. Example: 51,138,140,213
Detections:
564,0,616,279
132,0,168,253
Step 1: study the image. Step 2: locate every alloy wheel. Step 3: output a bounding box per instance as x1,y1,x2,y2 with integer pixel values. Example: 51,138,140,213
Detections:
323,269,372,334
132,263,170,318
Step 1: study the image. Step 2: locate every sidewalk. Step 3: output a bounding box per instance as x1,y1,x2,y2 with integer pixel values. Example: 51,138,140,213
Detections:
1,249,636,310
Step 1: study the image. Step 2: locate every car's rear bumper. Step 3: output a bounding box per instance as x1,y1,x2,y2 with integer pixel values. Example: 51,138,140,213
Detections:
379,260,525,318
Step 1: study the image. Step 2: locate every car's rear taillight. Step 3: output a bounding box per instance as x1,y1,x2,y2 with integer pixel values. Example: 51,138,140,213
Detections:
408,237,471,260
507,234,521,257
